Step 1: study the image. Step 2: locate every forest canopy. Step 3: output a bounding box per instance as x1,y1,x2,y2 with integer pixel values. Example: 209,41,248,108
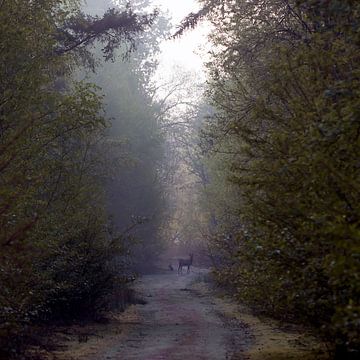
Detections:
0,0,168,356
0,0,359,358
184,0,360,356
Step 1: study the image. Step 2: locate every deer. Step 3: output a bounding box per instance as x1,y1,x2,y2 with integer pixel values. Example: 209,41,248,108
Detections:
178,253,194,274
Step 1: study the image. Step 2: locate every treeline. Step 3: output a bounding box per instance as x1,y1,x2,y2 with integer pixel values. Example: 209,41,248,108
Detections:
84,0,170,271
185,0,359,357
0,0,166,357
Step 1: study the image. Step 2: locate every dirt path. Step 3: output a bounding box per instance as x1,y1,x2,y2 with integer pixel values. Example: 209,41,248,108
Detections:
103,269,252,360
47,268,327,360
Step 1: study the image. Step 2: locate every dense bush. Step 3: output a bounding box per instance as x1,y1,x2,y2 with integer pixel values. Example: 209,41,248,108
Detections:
0,0,158,356
196,0,359,356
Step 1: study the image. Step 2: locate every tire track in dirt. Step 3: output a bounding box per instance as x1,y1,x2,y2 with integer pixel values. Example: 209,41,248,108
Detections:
94,269,252,359
48,268,326,360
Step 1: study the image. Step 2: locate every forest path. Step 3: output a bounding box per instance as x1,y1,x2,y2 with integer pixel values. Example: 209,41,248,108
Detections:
49,268,326,360
90,268,251,359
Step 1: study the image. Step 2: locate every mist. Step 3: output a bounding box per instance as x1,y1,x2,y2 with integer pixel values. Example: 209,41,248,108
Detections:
0,1,358,358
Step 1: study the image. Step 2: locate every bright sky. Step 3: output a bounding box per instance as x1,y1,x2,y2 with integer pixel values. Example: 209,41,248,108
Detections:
154,0,200,23
152,0,210,84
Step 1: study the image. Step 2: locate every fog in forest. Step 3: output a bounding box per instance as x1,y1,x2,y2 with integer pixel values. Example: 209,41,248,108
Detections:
1,1,359,359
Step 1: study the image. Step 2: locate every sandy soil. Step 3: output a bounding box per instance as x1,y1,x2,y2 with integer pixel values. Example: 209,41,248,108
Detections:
43,268,328,360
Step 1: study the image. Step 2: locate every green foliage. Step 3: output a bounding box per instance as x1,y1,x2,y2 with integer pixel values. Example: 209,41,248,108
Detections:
83,1,171,271
57,4,158,62
0,0,159,356
199,0,360,355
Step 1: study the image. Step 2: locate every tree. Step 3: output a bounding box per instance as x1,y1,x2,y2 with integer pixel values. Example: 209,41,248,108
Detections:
192,0,360,355
81,0,172,271
0,0,160,356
